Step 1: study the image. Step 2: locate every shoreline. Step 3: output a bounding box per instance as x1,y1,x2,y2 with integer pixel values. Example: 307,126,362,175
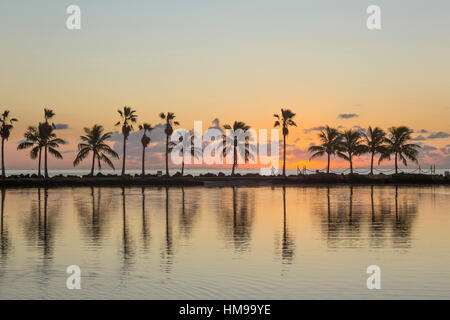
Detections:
0,173,448,188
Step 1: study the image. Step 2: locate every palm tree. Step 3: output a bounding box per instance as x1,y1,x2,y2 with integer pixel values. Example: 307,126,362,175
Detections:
0,111,18,178
42,108,56,178
73,124,119,175
223,121,252,175
139,123,153,176
363,126,387,174
115,106,138,176
338,129,367,174
159,112,179,176
17,125,43,176
170,130,202,176
42,126,66,177
379,126,420,174
274,108,297,176
308,126,342,173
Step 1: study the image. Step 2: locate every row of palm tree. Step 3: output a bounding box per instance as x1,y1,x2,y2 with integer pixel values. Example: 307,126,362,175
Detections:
0,106,420,177
308,126,420,174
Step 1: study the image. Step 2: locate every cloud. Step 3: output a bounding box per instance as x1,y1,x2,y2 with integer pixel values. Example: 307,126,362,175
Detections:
352,125,366,133
54,123,69,130
422,145,437,151
418,129,429,134
303,126,325,134
338,113,359,119
417,145,450,168
285,146,312,161
412,135,426,141
61,149,77,154
427,131,450,139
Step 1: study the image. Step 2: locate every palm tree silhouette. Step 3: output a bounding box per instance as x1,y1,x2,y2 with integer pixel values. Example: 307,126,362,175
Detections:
73,124,119,175
115,106,137,176
42,108,56,178
39,112,66,178
274,108,297,176
0,111,18,178
43,129,66,177
169,130,202,176
308,126,342,173
159,112,179,176
379,126,420,174
138,123,153,176
363,126,387,175
17,124,49,177
338,129,367,174
223,121,253,176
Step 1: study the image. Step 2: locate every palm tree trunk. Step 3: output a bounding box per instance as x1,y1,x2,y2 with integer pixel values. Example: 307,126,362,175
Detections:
232,142,237,175
38,147,42,177
181,146,184,176
1,138,5,178
327,153,330,174
182,158,185,176
44,145,48,178
283,133,286,176
165,134,169,176
90,152,96,176
395,152,398,174
370,152,374,175
142,146,146,176
121,136,126,176
349,155,353,174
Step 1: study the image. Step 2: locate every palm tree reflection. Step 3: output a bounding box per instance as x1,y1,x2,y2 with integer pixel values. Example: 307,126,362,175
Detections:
161,186,173,273
219,187,255,252
178,187,199,239
18,187,61,287
318,186,417,249
121,187,135,270
327,186,331,222
279,186,295,264
349,186,353,224
141,186,150,251
75,187,112,246
0,188,9,261
38,188,60,261
391,186,417,249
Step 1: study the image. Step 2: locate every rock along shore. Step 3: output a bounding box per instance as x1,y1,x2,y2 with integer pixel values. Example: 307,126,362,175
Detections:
0,173,448,189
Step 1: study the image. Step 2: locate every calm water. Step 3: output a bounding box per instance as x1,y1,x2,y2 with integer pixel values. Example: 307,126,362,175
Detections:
0,185,449,299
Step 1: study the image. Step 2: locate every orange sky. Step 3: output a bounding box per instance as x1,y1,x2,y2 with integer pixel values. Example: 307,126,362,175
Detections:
0,1,449,171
